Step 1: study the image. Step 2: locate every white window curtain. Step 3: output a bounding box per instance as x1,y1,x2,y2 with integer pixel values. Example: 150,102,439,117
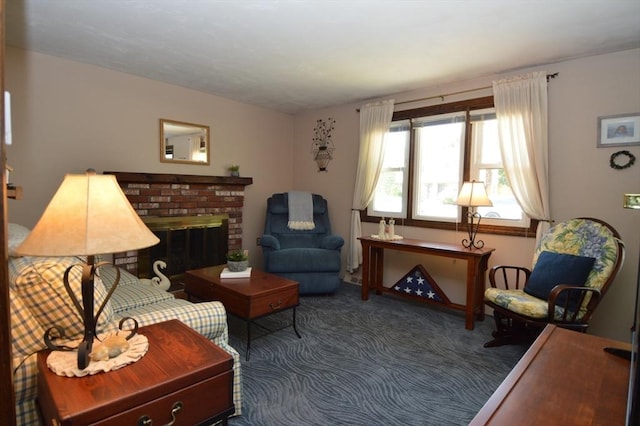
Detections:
492,71,551,243
347,99,395,272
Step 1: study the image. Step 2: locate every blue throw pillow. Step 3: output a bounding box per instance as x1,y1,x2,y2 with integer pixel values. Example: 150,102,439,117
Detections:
524,251,596,311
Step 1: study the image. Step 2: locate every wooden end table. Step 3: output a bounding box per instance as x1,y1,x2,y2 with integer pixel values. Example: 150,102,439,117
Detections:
37,319,234,426
184,265,301,360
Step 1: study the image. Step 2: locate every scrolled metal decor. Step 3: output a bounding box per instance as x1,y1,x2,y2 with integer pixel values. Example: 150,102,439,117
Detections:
311,117,336,172
43,262,140,369
462,211,486,249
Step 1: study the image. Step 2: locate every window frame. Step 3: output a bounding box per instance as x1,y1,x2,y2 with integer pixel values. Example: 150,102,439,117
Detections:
361,96,538,238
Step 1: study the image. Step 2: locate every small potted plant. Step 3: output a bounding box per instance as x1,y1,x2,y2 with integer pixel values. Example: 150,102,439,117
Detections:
226,249,249,272
228,165,240,177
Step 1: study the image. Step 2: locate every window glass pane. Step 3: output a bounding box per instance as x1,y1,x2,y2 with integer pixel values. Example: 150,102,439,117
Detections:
471,114,526,224
477,168,524,221
473,119,501,165
369,123,409,217
381,127,407,168
372,169,404,214
413,113,465,221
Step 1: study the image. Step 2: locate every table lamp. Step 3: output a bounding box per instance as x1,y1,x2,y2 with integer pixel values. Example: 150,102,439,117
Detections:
456,180,492,249
16,169,159,369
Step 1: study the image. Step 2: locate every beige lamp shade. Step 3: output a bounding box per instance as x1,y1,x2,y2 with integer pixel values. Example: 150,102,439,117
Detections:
455,180,493,208
16,170,159,256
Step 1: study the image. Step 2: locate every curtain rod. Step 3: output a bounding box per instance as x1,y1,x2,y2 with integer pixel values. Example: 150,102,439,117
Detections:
357,72,558,111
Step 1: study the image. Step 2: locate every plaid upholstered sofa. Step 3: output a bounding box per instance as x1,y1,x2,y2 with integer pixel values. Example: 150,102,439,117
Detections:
8,224,242,425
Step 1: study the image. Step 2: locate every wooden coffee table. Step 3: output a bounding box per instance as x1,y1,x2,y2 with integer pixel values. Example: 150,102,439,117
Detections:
184,265,301,360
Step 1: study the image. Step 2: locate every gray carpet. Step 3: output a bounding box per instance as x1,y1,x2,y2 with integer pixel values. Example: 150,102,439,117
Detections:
226,283,528,426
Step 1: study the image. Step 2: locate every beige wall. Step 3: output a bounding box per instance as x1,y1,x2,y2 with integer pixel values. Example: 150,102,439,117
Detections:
5,47,295,262
292,49,640,341
6,45,640,341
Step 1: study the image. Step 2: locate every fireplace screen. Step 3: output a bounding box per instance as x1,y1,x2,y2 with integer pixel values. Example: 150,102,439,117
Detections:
138,215,228,285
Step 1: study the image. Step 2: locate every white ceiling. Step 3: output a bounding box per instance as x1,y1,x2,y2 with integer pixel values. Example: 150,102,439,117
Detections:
5,1,640,114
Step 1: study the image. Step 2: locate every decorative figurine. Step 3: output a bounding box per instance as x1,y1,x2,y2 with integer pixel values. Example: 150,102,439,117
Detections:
89,334,130,362
378,218,386,239
139,260,170,291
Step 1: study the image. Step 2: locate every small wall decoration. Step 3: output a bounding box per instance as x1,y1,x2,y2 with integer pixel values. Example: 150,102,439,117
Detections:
624,194,640,210
609,150,636,170
597,113,640,147
311,117,336,172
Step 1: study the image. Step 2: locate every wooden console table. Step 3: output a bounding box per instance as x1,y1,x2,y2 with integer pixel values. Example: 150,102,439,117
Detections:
470,325,630,425
359,236,494,330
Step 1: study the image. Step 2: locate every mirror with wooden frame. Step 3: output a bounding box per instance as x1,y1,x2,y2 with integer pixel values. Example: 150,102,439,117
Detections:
160,119,210,165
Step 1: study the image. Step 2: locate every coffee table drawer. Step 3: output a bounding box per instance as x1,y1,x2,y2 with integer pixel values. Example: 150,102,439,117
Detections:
249,286,298,318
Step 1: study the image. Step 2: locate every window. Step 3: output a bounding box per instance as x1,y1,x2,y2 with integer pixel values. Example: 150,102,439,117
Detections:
369,120,410,218
471,109,529,228
412,112,465,222
364,96,535,237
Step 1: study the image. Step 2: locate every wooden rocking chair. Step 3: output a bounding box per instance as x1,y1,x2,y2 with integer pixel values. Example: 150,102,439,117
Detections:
483,217,625,347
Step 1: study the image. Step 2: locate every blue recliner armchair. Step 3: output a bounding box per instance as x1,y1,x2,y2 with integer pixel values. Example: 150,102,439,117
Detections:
261,193,344,295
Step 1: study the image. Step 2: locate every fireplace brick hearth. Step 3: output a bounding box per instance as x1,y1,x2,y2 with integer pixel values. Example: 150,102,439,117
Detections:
105,171,253,275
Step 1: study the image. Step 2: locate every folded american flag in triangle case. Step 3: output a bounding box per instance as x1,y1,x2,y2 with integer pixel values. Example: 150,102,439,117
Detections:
390,264,451,305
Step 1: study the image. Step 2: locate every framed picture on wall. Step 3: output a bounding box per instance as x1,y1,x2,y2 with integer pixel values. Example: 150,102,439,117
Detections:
597,113,640,147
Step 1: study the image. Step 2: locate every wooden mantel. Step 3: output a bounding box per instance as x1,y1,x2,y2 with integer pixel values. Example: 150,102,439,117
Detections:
104,171,253,187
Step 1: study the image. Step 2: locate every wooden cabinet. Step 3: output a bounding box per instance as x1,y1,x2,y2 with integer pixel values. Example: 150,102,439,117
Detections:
470,325,630,425
37,320,235,426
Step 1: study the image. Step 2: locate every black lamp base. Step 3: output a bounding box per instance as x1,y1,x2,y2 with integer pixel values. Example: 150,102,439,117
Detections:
44,257,123,369
461,211,485,249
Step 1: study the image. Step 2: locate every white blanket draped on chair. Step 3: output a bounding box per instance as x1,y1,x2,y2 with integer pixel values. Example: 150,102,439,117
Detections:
287,191,315,230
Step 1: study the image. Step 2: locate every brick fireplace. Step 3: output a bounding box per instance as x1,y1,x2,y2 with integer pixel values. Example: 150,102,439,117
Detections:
105,171,253,276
